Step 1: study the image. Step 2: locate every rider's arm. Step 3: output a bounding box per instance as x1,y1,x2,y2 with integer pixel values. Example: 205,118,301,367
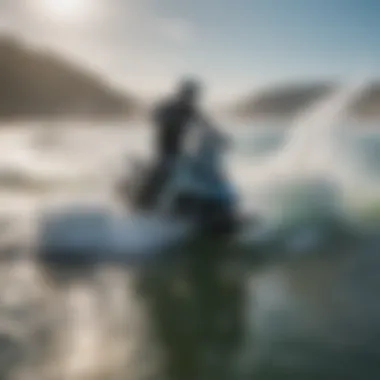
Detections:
194,111,232,148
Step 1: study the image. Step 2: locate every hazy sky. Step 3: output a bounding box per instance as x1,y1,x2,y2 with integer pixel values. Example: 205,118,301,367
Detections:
0,0,379,102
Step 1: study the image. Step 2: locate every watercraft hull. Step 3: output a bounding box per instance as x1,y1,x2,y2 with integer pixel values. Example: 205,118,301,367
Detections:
37,207,193,265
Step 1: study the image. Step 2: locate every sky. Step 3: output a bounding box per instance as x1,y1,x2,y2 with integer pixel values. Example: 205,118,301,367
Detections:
0,0,379,103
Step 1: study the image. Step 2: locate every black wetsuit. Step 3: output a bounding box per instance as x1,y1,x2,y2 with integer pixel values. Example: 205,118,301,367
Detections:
154,99,195,159
138,99,196,207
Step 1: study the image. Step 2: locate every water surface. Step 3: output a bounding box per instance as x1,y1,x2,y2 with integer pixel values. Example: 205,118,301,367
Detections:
0,120,379,380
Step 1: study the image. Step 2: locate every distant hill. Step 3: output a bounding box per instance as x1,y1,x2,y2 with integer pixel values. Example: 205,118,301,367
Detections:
0,35,137,120
234,81,380,120
352,82,380,118
234,82,337,119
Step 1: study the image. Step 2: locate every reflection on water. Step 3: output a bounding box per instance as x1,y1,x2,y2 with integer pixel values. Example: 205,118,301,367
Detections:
134,241,245,380
0,235,379,380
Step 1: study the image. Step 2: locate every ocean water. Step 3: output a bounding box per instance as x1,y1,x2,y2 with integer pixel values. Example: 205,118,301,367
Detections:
0,111,379,380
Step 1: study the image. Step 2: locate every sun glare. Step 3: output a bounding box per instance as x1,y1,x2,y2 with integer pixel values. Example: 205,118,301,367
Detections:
34,0,92,23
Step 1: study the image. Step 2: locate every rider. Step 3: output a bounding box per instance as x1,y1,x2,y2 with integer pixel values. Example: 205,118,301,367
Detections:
154,77,205,160
139,77,225,207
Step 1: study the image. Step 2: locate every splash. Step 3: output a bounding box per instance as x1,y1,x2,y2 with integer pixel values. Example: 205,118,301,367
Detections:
238,80,373,243
273,80,369,175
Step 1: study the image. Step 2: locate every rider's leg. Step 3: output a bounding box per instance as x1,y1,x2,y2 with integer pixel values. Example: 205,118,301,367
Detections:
138,158,172,208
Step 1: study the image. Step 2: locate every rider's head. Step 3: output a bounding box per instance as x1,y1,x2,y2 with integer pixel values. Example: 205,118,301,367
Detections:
176,77,202,105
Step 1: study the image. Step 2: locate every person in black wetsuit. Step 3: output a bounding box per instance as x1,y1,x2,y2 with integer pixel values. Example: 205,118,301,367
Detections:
139,78,214,208
154,78,204,159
